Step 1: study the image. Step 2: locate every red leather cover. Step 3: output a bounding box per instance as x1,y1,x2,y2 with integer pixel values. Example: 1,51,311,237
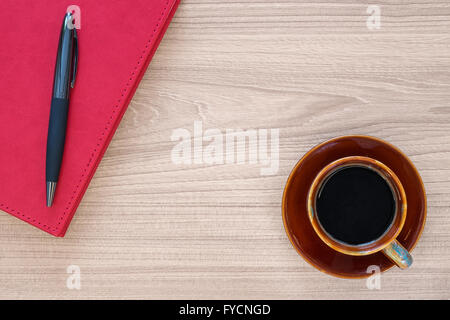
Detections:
0,0,180,236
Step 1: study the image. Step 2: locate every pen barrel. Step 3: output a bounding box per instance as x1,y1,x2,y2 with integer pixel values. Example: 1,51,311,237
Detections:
46,98,69,182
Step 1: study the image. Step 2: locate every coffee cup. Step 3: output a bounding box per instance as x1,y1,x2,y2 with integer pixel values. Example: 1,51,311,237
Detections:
307,156,412,269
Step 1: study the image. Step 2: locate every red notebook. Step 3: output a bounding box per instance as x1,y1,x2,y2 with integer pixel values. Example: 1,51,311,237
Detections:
0,0,180,236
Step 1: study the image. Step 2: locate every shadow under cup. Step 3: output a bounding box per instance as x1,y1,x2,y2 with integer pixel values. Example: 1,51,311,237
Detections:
307,156,413,269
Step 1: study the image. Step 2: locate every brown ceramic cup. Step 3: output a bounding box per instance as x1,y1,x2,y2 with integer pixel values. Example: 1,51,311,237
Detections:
307,156,413,269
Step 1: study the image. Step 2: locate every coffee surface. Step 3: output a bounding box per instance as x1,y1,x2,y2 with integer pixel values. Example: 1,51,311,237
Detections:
316,166,395,245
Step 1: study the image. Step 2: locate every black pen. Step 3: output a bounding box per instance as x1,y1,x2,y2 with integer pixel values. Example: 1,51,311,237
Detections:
46,12,78,207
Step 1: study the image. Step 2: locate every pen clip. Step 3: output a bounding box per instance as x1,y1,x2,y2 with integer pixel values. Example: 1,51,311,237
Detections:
70,28,78,89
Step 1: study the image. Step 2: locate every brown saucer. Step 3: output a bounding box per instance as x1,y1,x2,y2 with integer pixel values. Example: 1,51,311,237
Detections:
282,136,427,278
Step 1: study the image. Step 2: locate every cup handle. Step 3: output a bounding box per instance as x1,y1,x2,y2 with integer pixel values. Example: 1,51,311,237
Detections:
382,240,413,269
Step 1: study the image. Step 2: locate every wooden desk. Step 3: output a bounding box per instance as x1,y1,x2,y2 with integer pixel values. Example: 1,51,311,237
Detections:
1,0,449,299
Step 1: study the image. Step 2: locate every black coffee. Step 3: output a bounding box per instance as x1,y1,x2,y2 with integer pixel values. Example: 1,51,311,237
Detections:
316,166,395,245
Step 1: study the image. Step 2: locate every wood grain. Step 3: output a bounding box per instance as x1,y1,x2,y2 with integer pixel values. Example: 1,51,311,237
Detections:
1,0,449,299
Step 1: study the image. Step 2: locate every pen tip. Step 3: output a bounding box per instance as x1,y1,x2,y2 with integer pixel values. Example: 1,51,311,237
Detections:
46,181,57,207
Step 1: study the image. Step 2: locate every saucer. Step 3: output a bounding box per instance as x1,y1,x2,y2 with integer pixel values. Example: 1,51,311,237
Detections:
282,136,427,278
